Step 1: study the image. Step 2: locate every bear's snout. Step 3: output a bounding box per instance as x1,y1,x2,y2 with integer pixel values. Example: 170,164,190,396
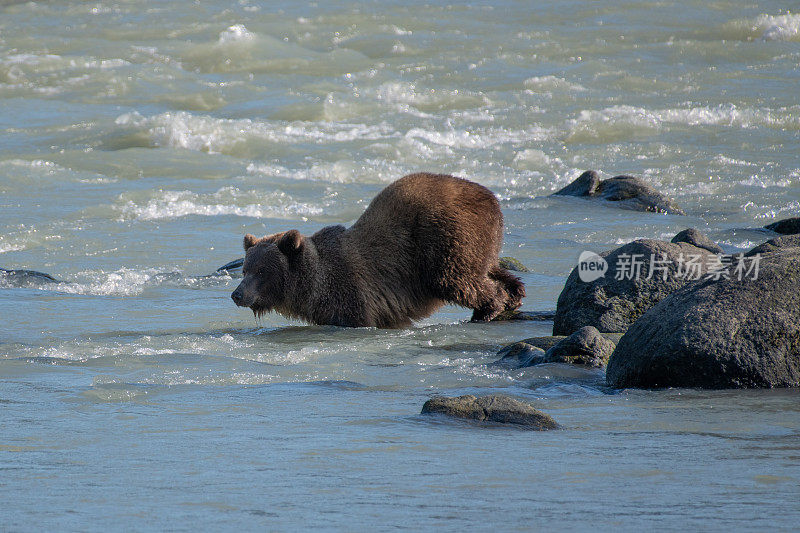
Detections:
231,286,245,306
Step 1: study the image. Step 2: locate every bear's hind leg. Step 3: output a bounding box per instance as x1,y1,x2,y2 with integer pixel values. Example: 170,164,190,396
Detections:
489,266,525,312
468,278,506,322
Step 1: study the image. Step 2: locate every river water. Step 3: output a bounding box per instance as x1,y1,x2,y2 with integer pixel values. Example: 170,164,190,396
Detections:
1,0,799,530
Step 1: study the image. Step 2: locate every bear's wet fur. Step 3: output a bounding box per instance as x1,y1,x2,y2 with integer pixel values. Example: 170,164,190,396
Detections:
231,172,525,328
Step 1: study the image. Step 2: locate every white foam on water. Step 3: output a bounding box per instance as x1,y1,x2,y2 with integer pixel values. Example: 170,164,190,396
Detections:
1,52,130,76
712,155,758,167
754,13,800,41
0,241,26,254
114,111,397,153
54,268,159,296
247,159,408,184
524,75,586,92
374,81,490,115
115,186,323,221
738,175,795,188
404,125,552,150
218,24,256,44
0,222,58,254
752,200,800,220
566,104,800,140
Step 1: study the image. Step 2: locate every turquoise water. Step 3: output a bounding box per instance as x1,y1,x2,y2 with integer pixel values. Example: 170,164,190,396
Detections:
1,0,799,529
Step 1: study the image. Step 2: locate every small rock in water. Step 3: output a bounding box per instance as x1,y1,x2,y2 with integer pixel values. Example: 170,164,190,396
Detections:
496,342,547,366
499,256,530,272
544,326,616,368
671,228,724,254
216,257,244,276
552,170,686,215
764,217,800,235
421,395,558,429
0,268,58,287
494,309,556,321
497,329,618,368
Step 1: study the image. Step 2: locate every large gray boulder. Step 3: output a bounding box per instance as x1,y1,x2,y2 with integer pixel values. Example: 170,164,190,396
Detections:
553,236,718,335
552,170,686,215
421,395,558,429
607,244,800,389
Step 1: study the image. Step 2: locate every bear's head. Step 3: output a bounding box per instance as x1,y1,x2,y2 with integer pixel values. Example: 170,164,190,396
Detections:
231,230,304,317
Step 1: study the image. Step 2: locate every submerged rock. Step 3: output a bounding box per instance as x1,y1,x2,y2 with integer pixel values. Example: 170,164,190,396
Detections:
764,217,800,235
552,170,686,215
671,228,724,254
421,395,558,429
499,256,530,272
0,268,58,287
553,234,718,335
216,257,244,276
607,245,800,389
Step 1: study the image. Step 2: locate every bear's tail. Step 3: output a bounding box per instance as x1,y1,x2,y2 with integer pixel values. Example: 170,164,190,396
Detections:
489,265,525,311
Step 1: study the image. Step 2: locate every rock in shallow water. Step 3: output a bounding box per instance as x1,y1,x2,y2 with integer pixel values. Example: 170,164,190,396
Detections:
494,309,556,321
496,342,548,366
607,244,800,389
671,228,724,254
498,256,530,272
0,268,58,287
216,257,244,276
552,170,686,215
497,328,619,368
421,395,558,429
544,326,617,367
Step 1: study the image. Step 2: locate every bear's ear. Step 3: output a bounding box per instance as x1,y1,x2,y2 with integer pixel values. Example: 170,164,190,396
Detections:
276,229,304,257
243,233,259,251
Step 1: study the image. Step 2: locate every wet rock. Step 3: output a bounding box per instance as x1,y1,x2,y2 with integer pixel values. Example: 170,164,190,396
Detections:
0,268,58,287
552,170,686,215
496,342,547,366
607,245,800,389
544,326,616,367
499,256,530,272
553,237,718,335
495,309,556,321
216,257,243,276
515,336,567,352
671,228,723,254
764,217,800,235
497,330,618,368
421,395,558,429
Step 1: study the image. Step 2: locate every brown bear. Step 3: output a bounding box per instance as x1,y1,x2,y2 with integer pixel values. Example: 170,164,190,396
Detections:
231,172,525,328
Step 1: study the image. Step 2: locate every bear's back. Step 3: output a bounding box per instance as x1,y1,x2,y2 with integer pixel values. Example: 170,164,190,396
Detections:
344,173,503,315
